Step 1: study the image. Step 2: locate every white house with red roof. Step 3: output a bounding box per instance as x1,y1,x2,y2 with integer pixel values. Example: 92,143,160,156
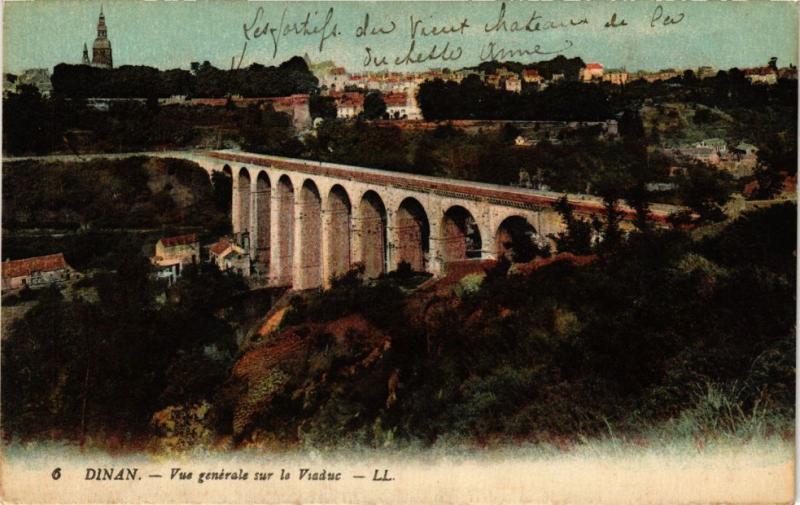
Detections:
208,237,251,276
522,69,543,84
383,91,422,120
333,92,365,119
581,63,604,82
151,233,200,285
2,253,75,291
744,67,778,85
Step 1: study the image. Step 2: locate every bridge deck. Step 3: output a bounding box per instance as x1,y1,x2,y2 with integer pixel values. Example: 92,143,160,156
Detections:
209,150,682,222
2,149,685,223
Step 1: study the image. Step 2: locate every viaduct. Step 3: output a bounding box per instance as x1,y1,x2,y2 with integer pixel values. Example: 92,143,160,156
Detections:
3,149,681,290
181,150,680,290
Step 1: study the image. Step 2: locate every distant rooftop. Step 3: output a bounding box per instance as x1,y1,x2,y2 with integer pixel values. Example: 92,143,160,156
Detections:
3,253,70,278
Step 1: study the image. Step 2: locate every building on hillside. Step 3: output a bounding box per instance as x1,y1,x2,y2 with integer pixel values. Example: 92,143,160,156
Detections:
695,138,728,154
2,253,76,292
151,233,200,285
504,76,522,93
733,142,758,157
581,63,604,82
636,69,680,82
744,67,777,85
384,91,422,119
318,66,348,91
514,135,537,147
208,238,251,276
522,69,543,84
718,142,760,178
262,95,311,130
777,66,797,80
15,68,53,96
602,69,629,85
305,55,337,76
667,146,720,165
174,94,311,129
696,66,718,80
86,7,113,69
334,92,365,118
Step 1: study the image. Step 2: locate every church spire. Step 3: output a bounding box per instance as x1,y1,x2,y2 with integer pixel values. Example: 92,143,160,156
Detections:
82,42,90,65
96,7,107,39
91,6,113,68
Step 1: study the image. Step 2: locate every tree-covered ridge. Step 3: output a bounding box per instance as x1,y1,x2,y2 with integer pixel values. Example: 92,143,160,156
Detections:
466,55,586,81
51,57,317,98
417,65,797,121
1,157,231,271
2,157,230,232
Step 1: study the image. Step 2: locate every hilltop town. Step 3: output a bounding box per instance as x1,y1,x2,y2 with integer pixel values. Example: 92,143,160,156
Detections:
1,6,796,458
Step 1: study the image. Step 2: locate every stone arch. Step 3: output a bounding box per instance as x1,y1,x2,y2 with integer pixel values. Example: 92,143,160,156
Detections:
254,171,271,265
235,168,252,244
326,185,352,281
441,205,483,262
495,215,538,263
222,164,232,176
395,197,430,272
297,179,322,289
276,175,295,285
358,190,388,278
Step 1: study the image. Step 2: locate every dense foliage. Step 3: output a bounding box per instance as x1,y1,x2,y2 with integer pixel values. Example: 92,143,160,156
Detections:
418,65,797,122
2,157,231,270
225,203,795,447
51,57,317,98
3,85,293,155
419,76,612,121
2,260,248,442
1,186,794,447
3,157,229,232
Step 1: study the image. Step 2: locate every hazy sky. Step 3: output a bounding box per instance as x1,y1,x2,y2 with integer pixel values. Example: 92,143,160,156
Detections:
3,0,798,75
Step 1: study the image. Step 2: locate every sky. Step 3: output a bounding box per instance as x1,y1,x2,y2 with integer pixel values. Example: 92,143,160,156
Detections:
3,0,798,75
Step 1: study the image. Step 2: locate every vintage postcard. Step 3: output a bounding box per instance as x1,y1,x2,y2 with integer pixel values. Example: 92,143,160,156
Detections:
1,0,797,503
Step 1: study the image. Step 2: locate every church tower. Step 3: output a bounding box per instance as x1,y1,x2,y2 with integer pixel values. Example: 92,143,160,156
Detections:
91,7,113,68
82,43,90,65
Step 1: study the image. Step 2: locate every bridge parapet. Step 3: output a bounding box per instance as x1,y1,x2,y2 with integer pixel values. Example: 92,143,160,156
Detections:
206,150,682,224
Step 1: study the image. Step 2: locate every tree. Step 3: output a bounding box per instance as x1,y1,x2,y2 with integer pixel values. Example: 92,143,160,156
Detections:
309,94,337,119
551,196,594,255
363,91,386,120
752,134,798,199
678,164,734,222
3,85,59,154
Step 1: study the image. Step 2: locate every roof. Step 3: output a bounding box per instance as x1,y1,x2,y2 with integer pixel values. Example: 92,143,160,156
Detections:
586,63,604,70
159,233,198,248
699,137,726,144
677,147,716,157
744,67,775,76
210,238,231,255
337,92,364,108
383,92,408,107
3,253,70,278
